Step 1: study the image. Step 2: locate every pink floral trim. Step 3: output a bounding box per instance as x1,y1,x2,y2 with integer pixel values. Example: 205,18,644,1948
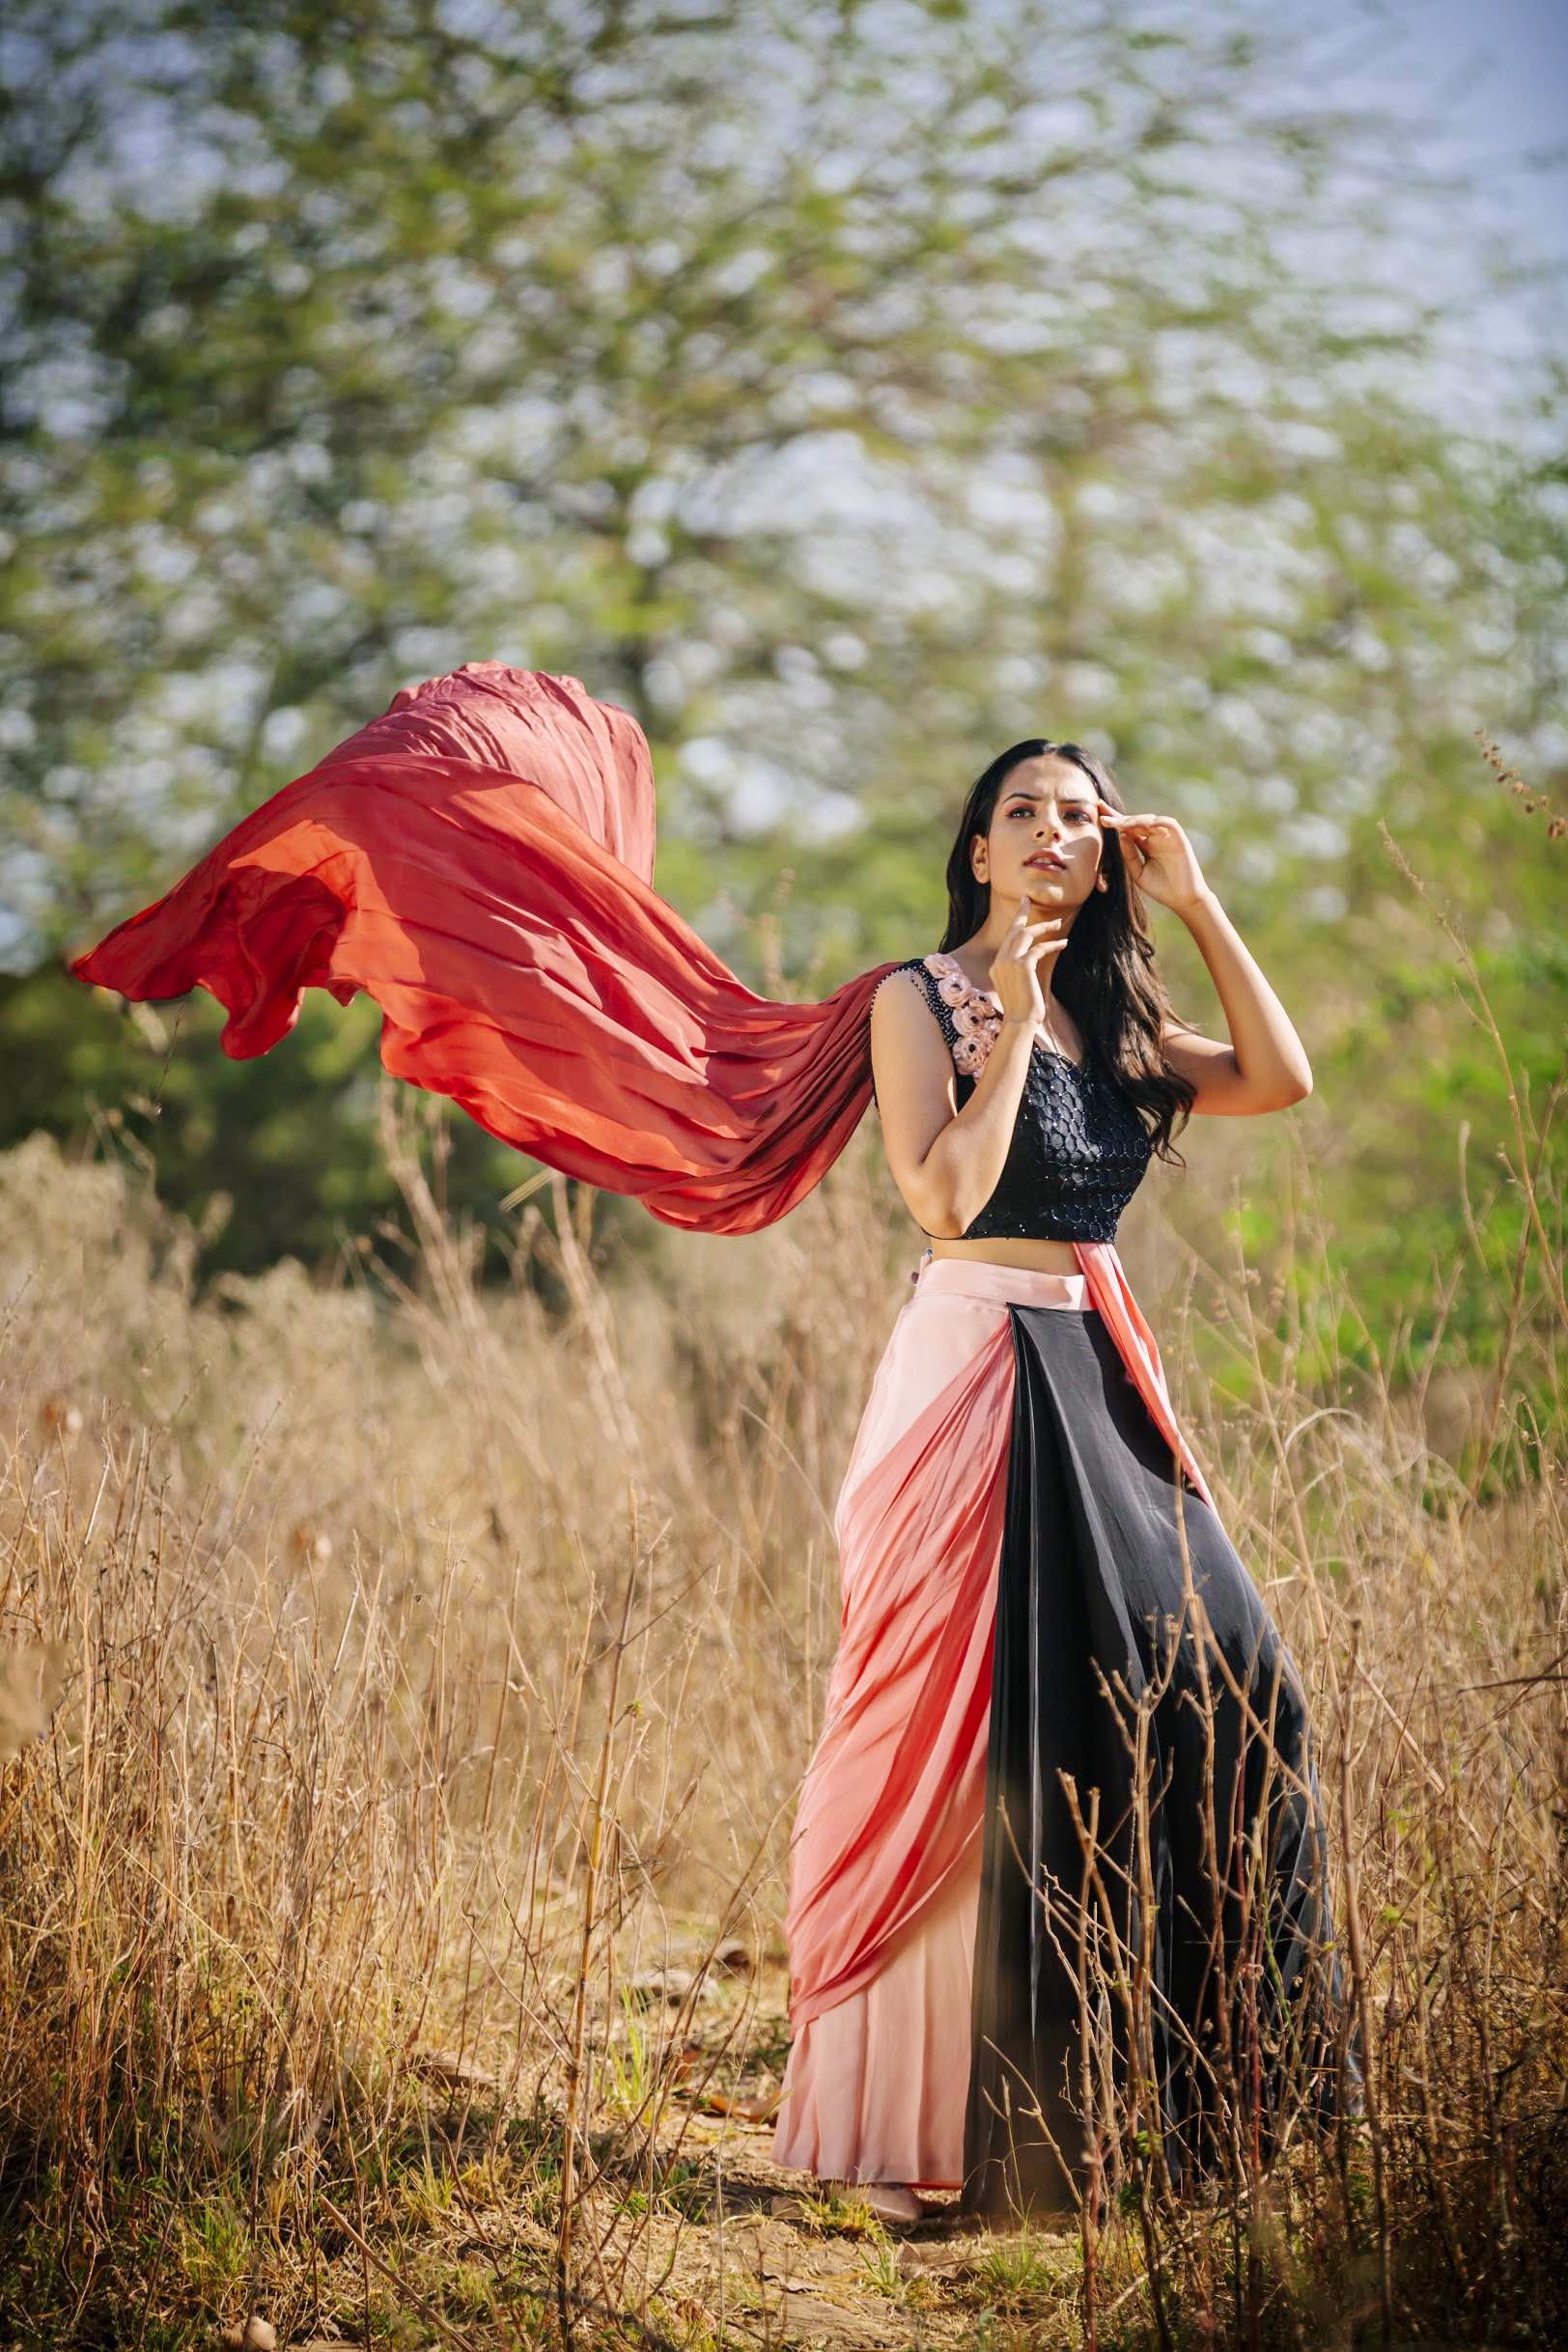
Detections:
923,950,1004,1077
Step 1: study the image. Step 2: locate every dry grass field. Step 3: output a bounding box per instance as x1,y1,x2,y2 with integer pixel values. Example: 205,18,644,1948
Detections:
0,989,1562,2349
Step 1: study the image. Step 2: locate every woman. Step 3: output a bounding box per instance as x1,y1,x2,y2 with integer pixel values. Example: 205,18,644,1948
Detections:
767,739,1357,2226
67,662,1355,2225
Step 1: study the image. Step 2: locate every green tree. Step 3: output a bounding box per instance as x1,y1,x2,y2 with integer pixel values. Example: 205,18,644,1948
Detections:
1,0,1561,1338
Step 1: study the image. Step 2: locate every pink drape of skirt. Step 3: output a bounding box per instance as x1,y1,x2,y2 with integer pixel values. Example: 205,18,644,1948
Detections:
770,1248,1213,2190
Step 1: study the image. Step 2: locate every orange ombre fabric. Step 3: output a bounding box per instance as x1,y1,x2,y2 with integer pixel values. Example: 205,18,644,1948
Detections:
69,662,898,1236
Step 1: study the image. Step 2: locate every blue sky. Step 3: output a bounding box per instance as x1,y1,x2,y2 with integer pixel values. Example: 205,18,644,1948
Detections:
1323,0,1566,339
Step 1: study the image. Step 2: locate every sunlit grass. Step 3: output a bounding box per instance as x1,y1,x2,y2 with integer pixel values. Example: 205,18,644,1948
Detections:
0,882,1561,2346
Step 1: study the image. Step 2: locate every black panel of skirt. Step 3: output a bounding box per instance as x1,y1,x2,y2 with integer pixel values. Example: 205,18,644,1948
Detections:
960,1304,1362,2224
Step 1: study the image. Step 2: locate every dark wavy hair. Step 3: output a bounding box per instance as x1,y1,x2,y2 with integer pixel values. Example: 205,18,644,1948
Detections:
939,739,1197,1164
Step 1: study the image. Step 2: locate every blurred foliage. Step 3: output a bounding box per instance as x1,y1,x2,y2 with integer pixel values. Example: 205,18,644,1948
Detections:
0,965,481,1281
0,965,660,1284
0,0,1562,1360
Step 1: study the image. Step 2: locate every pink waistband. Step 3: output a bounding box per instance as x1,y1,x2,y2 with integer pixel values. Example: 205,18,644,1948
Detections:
911,1251,1090,1311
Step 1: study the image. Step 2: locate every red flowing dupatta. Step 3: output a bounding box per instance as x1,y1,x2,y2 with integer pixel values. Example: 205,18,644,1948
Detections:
69,661,891,1234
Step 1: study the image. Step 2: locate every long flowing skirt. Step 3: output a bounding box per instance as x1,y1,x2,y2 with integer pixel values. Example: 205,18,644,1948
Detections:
770,1253,1356,2219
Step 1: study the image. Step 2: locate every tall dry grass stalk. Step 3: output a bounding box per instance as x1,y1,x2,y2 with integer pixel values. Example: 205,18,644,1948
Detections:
0,894,1562,2346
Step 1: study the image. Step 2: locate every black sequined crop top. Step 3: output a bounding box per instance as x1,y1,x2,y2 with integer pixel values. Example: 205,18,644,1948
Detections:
869,951,1154,1245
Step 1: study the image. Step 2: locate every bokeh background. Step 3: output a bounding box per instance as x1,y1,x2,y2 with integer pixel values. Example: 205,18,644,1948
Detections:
1,3,1565,2342
2,0,1563,1353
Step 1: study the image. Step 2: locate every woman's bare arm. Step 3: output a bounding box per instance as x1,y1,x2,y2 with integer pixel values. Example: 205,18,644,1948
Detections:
1156,888,1313,1115
870,973,1036,1236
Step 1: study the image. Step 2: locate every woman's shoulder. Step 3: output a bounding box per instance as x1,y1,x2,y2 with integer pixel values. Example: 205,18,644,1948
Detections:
871,952,964,1024
870,950,1005,1088
872,952,938,999
869,956,959,1103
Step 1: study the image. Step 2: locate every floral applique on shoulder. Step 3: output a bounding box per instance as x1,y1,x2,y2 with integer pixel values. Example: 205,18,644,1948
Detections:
923,950,1004,1078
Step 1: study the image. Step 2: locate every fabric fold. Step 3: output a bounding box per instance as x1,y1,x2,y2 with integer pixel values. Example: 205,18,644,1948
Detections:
774,1255,1210,2055
68,662,898,1236
773,1258,1352,2204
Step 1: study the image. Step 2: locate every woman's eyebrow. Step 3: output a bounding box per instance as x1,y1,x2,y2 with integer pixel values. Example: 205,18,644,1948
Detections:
1003,787,1098,808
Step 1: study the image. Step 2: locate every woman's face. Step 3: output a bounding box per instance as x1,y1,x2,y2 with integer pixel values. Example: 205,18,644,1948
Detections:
974,754,1105,911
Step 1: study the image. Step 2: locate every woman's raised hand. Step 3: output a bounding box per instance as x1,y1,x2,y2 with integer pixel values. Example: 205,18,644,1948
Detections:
987,891,1068,1030
1097,806,1208,910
